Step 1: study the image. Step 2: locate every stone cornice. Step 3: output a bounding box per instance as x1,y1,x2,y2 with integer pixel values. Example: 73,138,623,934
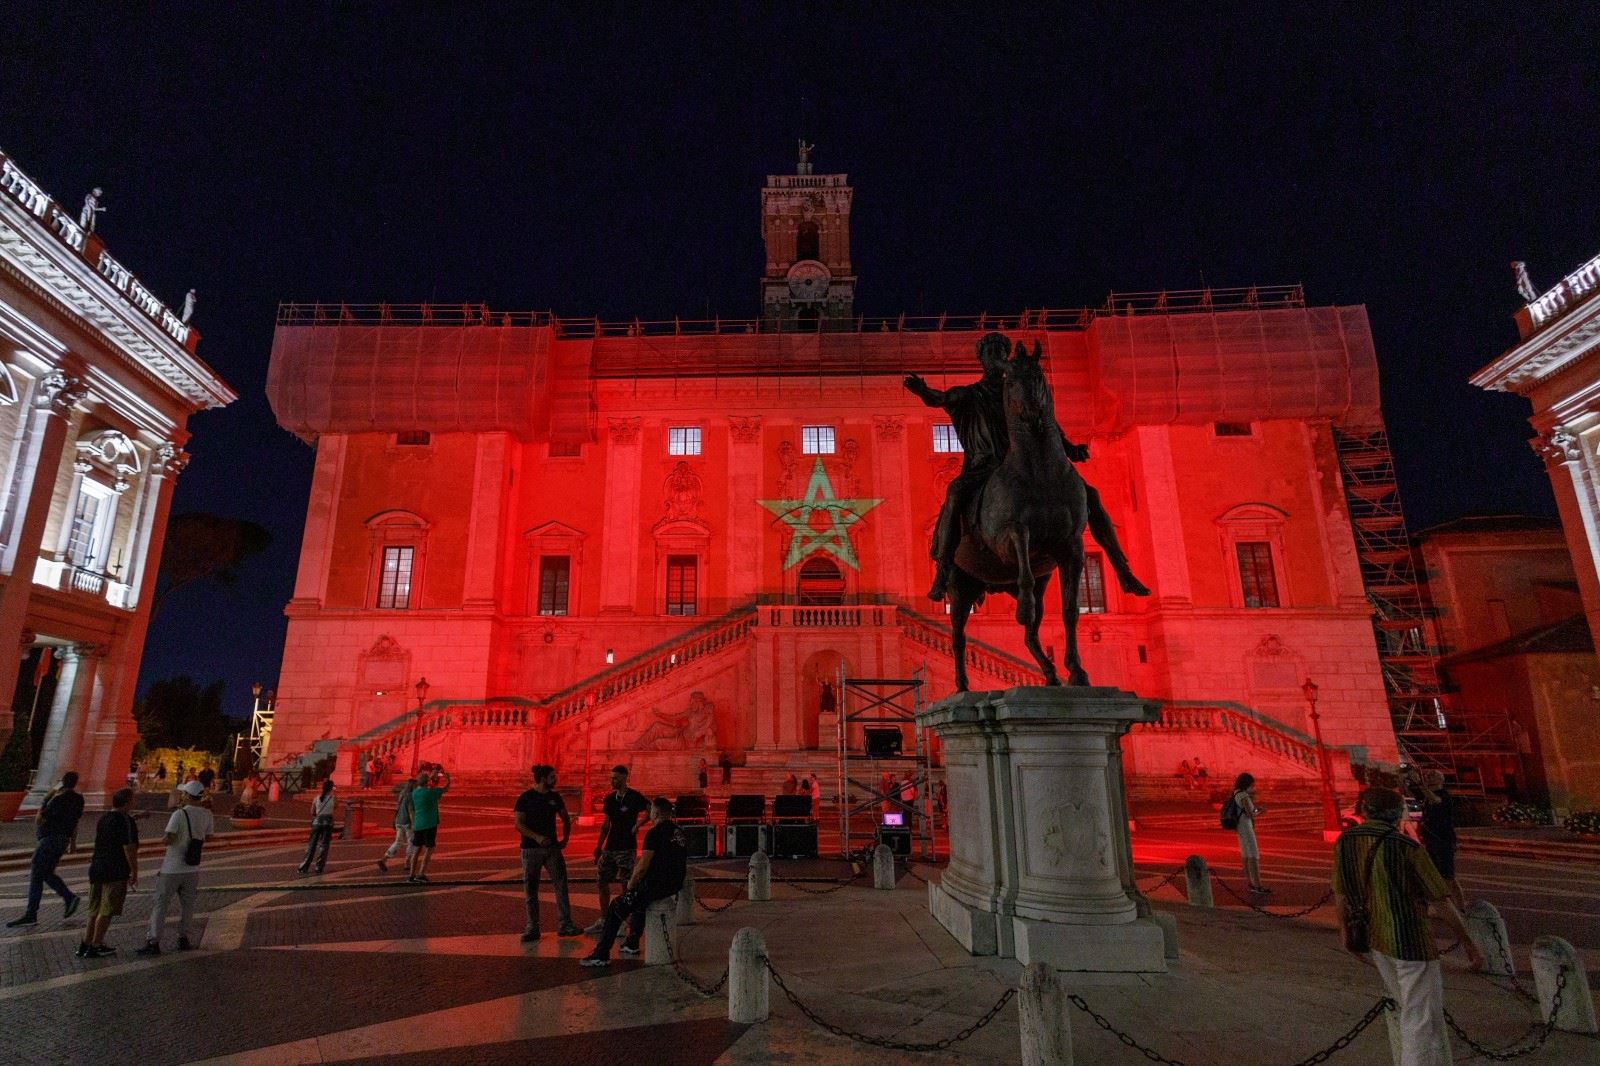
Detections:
0,194,235,412
1472,291,1600,394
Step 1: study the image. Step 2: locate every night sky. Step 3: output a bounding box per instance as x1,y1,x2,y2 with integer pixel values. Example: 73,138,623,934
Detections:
4,6,1598,712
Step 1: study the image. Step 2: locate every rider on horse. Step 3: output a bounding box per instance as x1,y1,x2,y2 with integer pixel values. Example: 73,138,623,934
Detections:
903,331,1150,603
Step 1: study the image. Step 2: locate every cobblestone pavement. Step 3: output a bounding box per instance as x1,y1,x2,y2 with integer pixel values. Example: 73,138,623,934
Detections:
0,803,1593,1064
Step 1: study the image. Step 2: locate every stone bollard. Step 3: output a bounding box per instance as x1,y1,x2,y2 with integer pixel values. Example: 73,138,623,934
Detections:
1183,855,1212,908
676,867,696,927
1531,935,1599,1034
1150,911,1179,960
1463,900,1514,976
643,897,676,966
873,843,896,890
747,850,771,902
728,927,769,1023
1019,961,1073,1066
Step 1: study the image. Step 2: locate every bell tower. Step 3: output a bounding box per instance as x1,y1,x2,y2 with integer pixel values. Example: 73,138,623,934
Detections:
760,141,855,329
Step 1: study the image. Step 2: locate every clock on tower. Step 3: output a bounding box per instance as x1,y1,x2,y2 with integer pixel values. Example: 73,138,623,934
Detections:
759,147,856,329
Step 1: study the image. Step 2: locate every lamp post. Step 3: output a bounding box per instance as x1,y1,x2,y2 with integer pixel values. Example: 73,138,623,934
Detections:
410,676,430,775
1302,678,1342,840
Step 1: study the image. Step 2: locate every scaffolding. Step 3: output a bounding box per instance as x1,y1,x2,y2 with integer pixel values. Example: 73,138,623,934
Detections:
835,668,937,859
1332,428,1516,792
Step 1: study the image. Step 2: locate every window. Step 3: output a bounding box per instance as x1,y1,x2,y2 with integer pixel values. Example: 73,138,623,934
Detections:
1235,542,1280,608
377,546,415,609
65,485,112,569
933,424,962,453
1078,554,1107,613
549,440,582,458
395,431,431,446
801,425,835,455
537,556,571,616
668,427,702,456
1213,422,1254,437
796,220,820,262
665,555,697,616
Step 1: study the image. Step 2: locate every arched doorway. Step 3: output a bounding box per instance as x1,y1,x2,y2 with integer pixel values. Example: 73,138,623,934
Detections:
800,649,846,751
797,555,845,605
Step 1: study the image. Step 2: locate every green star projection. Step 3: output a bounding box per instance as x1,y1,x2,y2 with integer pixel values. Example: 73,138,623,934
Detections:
759,458,883,571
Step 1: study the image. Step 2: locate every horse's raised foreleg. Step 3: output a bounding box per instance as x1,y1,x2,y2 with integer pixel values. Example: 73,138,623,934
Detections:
1009,528,1036,626
1022,570,1059,686
1059,546,1090,686
949,570,982,692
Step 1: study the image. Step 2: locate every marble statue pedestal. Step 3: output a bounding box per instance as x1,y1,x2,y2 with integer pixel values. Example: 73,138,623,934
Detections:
918,686,1166,973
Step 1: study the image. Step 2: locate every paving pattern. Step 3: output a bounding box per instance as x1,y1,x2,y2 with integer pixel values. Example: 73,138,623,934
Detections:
0,801,1592,1064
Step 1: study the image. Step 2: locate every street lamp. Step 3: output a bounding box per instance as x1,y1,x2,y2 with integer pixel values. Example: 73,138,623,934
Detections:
578,691,598,824
1302,678,1343,840
411,676,430,775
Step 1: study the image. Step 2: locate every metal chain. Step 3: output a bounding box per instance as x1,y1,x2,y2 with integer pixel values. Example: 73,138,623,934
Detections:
775,861,866,896
1213,875,1335,918
900,862,931,885
1136,870,1183,893
762,954,1015,1052
1446,966,1569,1061
694,890,741,913
1487,930,1540,1006
657,912,729,997
1068,992,1393,1066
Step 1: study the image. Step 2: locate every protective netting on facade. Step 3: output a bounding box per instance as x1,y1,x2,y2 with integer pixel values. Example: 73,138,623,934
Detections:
266,303,1382,441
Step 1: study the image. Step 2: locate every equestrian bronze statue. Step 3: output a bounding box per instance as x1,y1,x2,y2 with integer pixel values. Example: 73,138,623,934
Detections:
904,333,1149,689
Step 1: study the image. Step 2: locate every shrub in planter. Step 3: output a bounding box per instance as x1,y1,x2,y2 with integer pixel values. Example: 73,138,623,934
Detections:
1563,810,1600,837
1492,802,1553,826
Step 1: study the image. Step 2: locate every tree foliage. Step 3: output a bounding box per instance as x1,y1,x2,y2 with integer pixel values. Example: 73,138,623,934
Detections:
134,676,233,752
152,513,272,619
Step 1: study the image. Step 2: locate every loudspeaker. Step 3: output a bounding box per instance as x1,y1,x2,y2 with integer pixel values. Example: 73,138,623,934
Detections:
681,822,717,859
725,794,766,822
675,794,710,822
864,727,903,759
724,822,770,857
771,822,818,859
876,825,911,855
771,794,812,820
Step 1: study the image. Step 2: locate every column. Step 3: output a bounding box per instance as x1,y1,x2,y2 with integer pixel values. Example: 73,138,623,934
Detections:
598,418,643,611
289,434,347,607
88,443,185,802
462,433,509,608
23,643,100,806
1132,426,1193,605
726,417,763,599
51,459,91,560
1538,426,1600,650
0,371,86,747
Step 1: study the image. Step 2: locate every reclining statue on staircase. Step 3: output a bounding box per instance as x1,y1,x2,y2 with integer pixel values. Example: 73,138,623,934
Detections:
630,692,717,751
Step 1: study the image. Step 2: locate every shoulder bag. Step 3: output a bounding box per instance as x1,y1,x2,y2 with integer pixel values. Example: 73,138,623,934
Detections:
181,808,204,866
1341,826,1393,954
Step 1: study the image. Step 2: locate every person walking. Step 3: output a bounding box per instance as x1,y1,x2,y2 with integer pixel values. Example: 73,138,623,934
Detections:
581,797,688,966
1333,787,1483,1066
8,772,85,926
1414,770,1465,909
81,787,140,957
1227,772,1270,893
296,779,337,875
406,767,450,883
586,766,647,933
513,765,581,941
378,778,414,873
697,758,709,791
137,780,214,954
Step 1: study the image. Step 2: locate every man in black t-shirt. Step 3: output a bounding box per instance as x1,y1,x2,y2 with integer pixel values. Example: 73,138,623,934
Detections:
512,765,580,940
8,771,85,927
586,765,648,934
82,787,140,957
581,797,688,965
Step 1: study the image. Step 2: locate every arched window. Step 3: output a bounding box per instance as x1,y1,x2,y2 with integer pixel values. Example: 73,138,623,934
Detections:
796,220,820,263
797,555,845,605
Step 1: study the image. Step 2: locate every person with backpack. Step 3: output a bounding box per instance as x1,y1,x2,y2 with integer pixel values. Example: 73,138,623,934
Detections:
1221,772,1269,893
297,779,337,875
137,779,214,955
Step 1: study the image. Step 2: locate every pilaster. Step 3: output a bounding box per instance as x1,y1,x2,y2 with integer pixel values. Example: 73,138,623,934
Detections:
462,432,509,607
290,433,347,606
1133,426,1192,606
599,418,644,611
726,417,763,599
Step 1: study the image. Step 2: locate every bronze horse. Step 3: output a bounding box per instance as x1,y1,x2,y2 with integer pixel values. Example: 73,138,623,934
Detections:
946,339,1091,690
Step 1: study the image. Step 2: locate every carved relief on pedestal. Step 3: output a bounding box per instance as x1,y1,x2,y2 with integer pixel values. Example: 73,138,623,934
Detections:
608,417,642,445
1040,786,1111,874
729,416,763,444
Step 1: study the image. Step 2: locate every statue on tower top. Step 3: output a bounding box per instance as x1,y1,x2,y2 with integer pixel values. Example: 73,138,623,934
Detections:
1512,261,1538,303
797,139,815,175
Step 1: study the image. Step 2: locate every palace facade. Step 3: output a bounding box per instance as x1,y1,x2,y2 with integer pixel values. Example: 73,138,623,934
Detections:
0,147,235,806
265,161,1409,800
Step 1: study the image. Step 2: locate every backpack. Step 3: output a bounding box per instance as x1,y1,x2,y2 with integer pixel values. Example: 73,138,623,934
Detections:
1219,794,1242,830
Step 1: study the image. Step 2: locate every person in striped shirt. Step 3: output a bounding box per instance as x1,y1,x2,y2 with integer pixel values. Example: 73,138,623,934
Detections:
1332,787,1482,1066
